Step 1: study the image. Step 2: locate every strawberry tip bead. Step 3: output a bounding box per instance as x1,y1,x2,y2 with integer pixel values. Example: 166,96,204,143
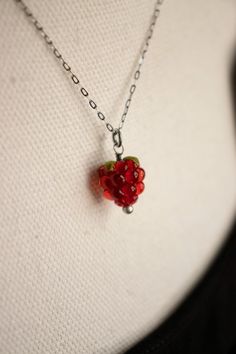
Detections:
122,205,134,214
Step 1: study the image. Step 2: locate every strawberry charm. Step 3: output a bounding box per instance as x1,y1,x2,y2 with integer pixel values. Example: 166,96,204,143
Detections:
98,156,145,214
97,128,145,214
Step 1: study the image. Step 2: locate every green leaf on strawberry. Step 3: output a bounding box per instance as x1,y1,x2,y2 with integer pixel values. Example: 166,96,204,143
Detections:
123,156,140,166
104,160,116,171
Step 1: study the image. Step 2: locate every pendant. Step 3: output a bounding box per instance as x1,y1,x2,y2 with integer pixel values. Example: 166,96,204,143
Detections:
97,129,145,214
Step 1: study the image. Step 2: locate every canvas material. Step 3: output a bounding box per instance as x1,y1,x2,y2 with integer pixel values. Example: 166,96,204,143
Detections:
0,1,236,353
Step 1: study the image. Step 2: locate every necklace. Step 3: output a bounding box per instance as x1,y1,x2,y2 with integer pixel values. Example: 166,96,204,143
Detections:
14,0,165,214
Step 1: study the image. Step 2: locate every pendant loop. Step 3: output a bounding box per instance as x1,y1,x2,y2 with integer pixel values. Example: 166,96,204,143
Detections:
112,129,124,160
112,128,122,148
113,144,124,161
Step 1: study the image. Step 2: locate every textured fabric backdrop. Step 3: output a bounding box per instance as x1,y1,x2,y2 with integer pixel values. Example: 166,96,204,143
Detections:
0,0,236,353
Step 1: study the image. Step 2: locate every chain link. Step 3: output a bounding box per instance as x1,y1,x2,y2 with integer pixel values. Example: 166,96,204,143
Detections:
14,0,165,134
119,0,165,130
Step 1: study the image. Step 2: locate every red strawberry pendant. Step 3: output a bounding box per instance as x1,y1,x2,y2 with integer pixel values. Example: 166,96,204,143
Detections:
98,156,145,214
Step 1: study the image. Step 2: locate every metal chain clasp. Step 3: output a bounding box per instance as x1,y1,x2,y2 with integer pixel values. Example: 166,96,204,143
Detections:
112,128,122,148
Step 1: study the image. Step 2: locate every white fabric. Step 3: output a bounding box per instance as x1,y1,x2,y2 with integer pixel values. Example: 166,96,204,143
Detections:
0,0,236,353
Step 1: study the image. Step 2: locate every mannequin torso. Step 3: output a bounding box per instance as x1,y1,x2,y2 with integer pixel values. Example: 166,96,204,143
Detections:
0,1,236,353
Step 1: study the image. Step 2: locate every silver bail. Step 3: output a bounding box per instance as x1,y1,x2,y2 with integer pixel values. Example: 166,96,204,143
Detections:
112,128,124,161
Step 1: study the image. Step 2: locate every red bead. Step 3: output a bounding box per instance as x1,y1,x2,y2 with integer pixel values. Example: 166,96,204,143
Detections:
120,183,136,196
114,194,138,207
123,194,138,206
124,159,136,171
136,182,145,195
113,173,125,187
99,176,114,191
114,199,124,207
103,189,114,200
137,168,145,182
98,165,106,177
114,160,125,173
113,188,123,199
125,169,139,184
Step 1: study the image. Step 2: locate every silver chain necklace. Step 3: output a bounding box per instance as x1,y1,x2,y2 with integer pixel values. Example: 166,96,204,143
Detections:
14,0,165,214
